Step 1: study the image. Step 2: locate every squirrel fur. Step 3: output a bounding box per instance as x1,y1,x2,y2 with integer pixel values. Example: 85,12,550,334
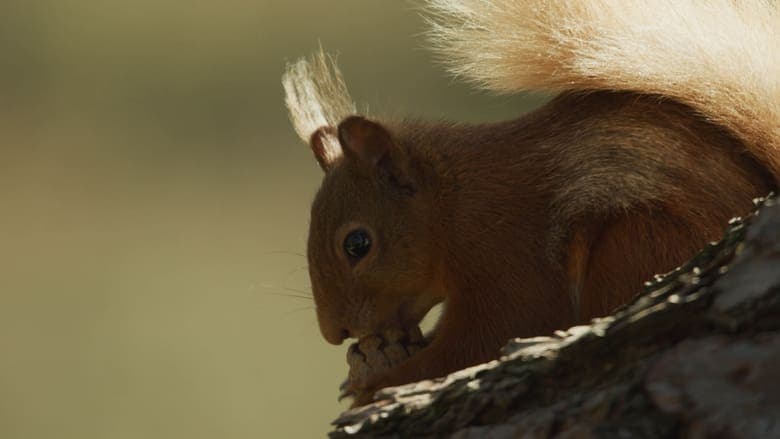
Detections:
282,0,780,406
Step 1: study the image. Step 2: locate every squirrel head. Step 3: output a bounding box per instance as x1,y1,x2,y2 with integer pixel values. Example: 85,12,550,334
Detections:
306,116,445,345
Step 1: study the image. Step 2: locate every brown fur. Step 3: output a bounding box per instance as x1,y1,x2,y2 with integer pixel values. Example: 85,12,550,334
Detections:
284,1,780,406
566,228,591,321
308,92,774,406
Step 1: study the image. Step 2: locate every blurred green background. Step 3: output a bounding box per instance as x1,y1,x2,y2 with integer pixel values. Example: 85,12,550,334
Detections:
0,1,541,437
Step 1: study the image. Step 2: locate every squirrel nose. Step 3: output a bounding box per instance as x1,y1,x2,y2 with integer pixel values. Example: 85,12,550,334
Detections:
322,327,350,345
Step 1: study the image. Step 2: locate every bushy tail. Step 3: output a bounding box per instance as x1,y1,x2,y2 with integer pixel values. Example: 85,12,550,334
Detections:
425,0,780,180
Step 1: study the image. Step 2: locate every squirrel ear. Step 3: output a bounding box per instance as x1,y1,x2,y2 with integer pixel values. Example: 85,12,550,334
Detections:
338,116,415,194
337,116,394,167
309,126,342,172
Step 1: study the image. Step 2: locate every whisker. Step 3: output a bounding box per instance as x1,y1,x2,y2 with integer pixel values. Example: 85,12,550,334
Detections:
284,265,309,277
256,283,312,294
284,305,315,316
264,250,306,258
277,286,313,296
266,291,313,301
255,284,313,300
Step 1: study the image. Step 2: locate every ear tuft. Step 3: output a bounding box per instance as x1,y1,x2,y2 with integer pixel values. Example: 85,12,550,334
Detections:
282,48,356,172
337,116,394,166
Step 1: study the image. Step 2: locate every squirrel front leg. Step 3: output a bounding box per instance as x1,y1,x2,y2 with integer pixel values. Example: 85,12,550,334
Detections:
350,275,572,406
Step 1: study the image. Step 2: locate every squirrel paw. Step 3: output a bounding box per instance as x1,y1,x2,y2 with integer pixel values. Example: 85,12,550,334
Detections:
339,327,426,406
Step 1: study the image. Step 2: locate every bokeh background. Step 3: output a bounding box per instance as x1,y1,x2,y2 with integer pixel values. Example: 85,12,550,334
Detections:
0,1,542,437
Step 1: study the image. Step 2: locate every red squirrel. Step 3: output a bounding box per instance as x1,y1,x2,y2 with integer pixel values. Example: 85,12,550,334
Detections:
282,0,780,406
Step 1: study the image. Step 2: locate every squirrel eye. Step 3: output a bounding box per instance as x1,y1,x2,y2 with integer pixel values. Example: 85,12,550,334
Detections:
343,229,372,261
